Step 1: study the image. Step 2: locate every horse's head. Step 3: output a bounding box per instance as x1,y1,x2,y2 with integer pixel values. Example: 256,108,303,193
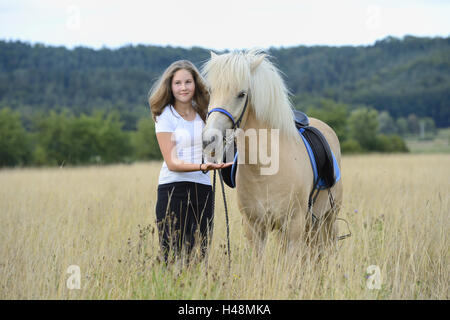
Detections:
201,50,266,162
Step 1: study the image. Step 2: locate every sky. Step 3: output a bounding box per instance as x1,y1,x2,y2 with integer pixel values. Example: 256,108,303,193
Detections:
0,0,449,50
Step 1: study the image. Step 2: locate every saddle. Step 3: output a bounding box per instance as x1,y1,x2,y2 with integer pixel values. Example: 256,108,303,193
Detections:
220,110,340,189
294,110,340,190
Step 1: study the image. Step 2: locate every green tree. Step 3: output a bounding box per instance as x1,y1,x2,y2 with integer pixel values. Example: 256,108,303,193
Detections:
34,110,133,165
388,135,409,152
97,111,132,163
341,139,363,154
396,117,408,136
64,113,103,164
133,117,161,160
407,114,420,135
304,98,349,141
422,117,437,139
0,108,31,166
348,107,379,151
375,134,408,153
34,110,72,166
378,111,397,135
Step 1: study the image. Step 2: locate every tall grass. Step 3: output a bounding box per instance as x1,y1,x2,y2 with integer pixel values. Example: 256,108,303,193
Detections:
0,155,448,299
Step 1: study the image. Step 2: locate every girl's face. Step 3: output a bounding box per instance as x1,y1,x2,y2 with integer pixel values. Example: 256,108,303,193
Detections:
171,69,195,104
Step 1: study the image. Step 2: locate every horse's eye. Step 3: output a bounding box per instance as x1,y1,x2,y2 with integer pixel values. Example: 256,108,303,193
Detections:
237,91,246,99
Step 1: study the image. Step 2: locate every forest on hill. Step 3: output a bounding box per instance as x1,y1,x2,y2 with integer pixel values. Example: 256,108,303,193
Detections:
0,35,449,128
0,35,448,166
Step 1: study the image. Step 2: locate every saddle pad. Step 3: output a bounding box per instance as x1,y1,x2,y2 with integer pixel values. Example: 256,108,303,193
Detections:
298,126,340,189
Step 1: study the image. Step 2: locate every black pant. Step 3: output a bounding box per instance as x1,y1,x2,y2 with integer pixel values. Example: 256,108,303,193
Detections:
155,181,214,263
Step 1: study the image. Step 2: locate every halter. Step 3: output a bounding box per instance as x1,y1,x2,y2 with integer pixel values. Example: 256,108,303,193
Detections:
207,94,249,129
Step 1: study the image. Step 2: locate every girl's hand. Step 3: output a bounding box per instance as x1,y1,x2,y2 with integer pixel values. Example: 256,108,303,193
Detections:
200,162,233,171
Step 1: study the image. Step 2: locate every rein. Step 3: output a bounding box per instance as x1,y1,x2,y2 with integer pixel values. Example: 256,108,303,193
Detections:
204,95,249,272
212,170,232,271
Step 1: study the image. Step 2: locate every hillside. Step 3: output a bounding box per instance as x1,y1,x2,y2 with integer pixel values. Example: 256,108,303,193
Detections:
0,35,449,128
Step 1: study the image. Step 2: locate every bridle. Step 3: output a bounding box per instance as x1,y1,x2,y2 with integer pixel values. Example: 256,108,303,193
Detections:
206,94,249,130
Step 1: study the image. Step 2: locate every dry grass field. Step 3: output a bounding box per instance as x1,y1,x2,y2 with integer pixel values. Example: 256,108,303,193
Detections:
0,154,448,299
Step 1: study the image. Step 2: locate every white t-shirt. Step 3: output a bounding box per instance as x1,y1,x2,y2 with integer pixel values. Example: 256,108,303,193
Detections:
155,105,211,186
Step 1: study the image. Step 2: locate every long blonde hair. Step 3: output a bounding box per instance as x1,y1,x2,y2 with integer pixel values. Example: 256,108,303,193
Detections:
148,60,210,122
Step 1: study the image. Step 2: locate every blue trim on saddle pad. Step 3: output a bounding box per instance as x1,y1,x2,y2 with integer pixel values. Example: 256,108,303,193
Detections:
230,151,238,188
298,127,341,190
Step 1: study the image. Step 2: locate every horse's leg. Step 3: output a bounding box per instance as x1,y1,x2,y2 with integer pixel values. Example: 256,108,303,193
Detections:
242,214,268,255
281,205,312,257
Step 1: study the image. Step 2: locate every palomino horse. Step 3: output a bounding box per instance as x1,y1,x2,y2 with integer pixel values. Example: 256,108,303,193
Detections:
202,50,343,254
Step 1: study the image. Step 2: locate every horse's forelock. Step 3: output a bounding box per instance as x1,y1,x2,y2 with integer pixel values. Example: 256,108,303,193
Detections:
202,52,252,94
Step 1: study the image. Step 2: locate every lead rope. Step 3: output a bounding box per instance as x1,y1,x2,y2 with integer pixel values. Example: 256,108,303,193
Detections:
218,171,232,272
211,169,232,272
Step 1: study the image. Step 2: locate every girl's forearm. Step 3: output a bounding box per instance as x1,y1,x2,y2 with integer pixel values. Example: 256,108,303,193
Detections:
167,160,202,172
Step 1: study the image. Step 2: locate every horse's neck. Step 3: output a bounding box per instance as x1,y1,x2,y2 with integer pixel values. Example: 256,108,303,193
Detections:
242,107,267,135
235,107,313,211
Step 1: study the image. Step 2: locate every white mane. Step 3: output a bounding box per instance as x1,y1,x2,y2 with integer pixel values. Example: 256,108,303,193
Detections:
202,49,299,140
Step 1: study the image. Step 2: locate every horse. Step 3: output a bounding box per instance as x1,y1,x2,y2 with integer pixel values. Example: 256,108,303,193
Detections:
201,49,343,255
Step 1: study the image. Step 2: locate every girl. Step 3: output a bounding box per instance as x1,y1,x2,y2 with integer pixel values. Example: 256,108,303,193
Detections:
148,60,231,263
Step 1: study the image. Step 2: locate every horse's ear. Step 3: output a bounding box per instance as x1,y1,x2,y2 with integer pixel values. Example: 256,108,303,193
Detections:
210,51,218,59
250,54,266,73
